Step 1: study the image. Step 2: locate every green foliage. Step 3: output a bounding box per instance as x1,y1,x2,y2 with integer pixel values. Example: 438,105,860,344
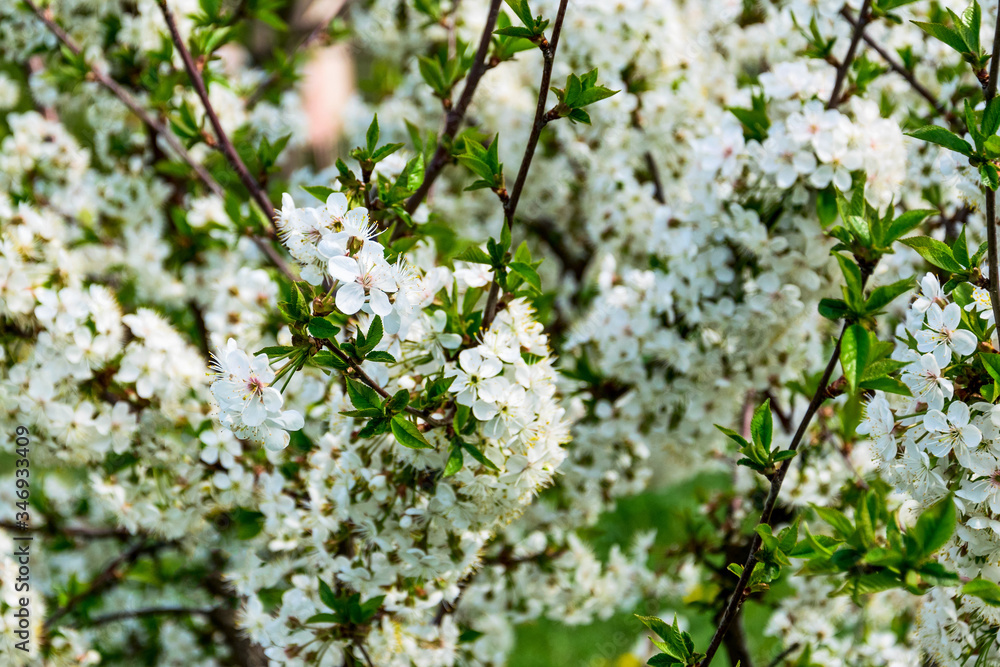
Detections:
458,134,504,192
497,0,550,41
912,1,989,69
547,68,619,124
715,399,797,476
795,492,958,599
636,614,702,666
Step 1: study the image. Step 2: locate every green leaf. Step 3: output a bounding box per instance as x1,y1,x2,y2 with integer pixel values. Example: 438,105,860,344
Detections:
312,350,349,370
366,350,397,363
302,184,336,202
818,298,849,321
980,163,999,191
982,352,1000,383
504,0,535,28
864,278,914,313
461,440,500,471
305,613,339,624
318,579,338,609
910,495,956,556
836,254,864,308
750,399,773,452
390,415,433,449
813,506,854,539
366,115,380,156
443,445,464,476
911,21,970,55
308,317,341,339
906,125,974,156
899,237,964,272
963,578,1000,606
346,379,383,411
984,98,1000,137
884,208,937,242
455,246,494,265
635,615,691,660
359,316,384,355
509,261,542,292
840,324,870,394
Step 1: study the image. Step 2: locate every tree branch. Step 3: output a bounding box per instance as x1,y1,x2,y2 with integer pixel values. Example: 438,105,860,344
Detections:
23,0,223,199
482,0,570,329
404,0,504,214
984,10,1000,343
841,7,958,127
155,0,277,226
25,0,295,281
699,256,870,667
74,606,216,627
319,339,447,428
827,0,872,109
45,539,170,630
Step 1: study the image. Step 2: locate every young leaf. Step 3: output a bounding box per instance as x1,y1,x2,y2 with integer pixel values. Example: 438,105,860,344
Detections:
390,415,433,449
840,324,869,394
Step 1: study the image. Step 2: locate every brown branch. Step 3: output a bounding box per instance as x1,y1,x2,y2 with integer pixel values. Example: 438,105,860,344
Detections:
404,0,504,214
0,520,132,540
841,7,958,127
45,539,170,630
203,571,268,667
25,0,295,282
984,11,1000,346
23,0,224,199
827,0,872,109
644,151,666,205
319,339,447,428
73,606,216,627
482,0,570,329
699,252,870,667
155,0,276,226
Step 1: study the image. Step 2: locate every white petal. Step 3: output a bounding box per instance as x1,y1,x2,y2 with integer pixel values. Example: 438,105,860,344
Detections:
336,283,366,315
329,255,360,283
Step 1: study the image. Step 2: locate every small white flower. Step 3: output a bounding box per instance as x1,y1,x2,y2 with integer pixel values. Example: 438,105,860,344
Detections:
901,353,954,411
915,303,978,366
923,401,982,465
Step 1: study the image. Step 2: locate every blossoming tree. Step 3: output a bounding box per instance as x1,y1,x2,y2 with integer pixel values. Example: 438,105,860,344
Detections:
7,0,1000,665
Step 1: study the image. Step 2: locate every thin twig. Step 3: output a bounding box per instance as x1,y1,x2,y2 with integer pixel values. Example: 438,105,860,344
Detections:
827,0,872,109
319,340,447,428
404,0,504,214
482,0,570,329
767,643,802,667
841,7,957,126
156,0,277,226
984,11,1000,340
700,258,871,667
73,606,216,627
0,520,132,540
45,540,169,629
23,0,224,199
26,0,295,281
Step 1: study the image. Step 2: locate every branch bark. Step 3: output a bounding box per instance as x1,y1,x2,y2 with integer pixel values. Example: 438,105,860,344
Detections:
699,256,869,667
984,11,1000,349
156,0,277,226
482,0,570,329
319,339,447,428
827,0,872,109
23,0,224,199
45,539,170,630
404,0,504,214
